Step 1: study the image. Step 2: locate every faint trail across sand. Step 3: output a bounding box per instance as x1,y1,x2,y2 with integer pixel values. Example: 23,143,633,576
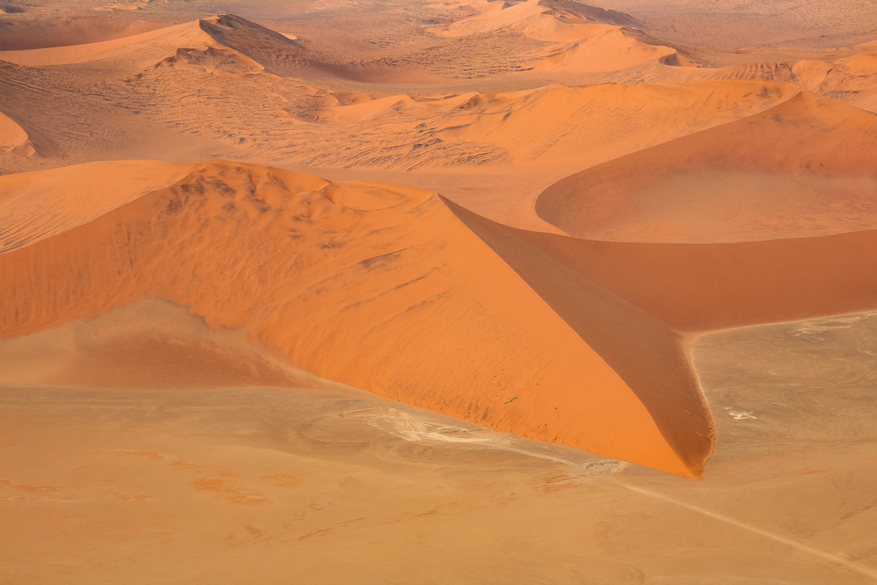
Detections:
484,429,877,580
615,481,877,581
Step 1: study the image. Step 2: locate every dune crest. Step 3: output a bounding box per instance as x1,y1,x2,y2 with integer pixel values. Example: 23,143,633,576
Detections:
0,20,219,67
0,160,194,253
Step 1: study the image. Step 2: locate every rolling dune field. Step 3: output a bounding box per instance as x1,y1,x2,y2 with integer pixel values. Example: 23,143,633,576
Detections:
1,0,876,582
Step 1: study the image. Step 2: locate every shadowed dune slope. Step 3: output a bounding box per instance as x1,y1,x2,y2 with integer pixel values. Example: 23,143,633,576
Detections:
0,110,31,156
454,198,877,334
0,15,308,74
431,0,677,75
196,14,328,79
444,199,877,474
0,160,699,477
537,92,877,243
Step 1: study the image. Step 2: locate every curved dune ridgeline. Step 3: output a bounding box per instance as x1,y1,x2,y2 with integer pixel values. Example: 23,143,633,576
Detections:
0,160,696,477
536,92,877,242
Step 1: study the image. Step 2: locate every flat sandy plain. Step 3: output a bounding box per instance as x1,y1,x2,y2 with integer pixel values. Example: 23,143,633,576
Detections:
1,0,877,583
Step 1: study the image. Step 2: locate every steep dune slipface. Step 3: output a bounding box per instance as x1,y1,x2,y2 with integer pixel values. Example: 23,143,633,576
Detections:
537,92,877,243
0,111,32,156
196,14,320,78
0,160,697,477
444,198,714,476
445,203,877,476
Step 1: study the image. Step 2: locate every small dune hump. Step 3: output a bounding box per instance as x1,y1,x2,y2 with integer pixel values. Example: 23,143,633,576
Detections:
0,298,306,390
430,0,678,74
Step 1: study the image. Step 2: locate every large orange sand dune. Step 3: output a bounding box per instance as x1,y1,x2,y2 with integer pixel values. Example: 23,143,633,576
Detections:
0,161,699,476
5,137,877,477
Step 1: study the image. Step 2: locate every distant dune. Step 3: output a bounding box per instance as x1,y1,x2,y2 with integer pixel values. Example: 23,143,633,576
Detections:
0,16,168,50
0,20,216,68
537,92,877,242
431,0,679,75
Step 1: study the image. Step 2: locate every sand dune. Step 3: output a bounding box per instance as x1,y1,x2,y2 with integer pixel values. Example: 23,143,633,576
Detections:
430,0,637,41
0,16,168,50
0,160,193,253
444,194,877,475
0,20,216,68
196,14,328,79
524,27,676,74
0,299,305,389
537,92,877,242
431,0,679,75
0,13,441,83
0,160,698,477
563,49,877,114
313,80,793,171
